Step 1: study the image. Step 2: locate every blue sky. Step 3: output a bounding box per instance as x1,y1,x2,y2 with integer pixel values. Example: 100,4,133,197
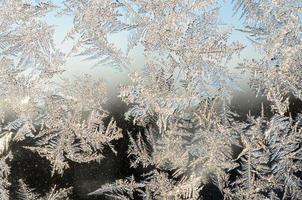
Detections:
44,0,259,95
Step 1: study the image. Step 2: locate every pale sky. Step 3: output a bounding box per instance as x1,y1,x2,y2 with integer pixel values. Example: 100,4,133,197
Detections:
45,0,260,96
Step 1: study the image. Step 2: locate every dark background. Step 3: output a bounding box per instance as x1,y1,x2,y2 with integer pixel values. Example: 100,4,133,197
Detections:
9,92,302,200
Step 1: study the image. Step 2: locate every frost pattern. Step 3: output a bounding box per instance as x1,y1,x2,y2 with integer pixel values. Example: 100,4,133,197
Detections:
26,76,123,175
17,179,72,200
235,0,302,114
0,0,301,199
0,0,122,198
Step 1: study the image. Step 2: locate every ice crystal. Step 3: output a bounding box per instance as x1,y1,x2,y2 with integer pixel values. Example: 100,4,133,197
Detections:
0,0,301,199
235,0,302,114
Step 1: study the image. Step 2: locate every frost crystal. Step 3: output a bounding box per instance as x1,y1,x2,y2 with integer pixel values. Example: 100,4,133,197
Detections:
0,0,301,199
